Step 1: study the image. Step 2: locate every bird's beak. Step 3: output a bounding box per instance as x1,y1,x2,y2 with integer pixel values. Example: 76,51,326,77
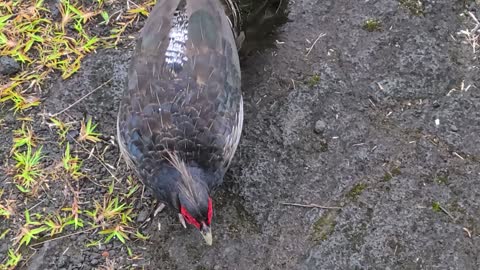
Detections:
200,223,212,246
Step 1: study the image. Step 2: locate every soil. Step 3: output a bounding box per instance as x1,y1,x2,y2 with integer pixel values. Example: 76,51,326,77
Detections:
1,0,480,269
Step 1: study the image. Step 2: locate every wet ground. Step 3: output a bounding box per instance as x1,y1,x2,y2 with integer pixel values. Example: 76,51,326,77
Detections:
1,0,480,269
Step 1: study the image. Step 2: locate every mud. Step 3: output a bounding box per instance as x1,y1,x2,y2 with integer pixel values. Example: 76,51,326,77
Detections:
1,0,479,269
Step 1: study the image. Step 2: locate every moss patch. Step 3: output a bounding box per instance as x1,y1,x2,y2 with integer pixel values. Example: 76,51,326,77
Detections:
383,172,393,182
311,210,338,242
347,183,367,200
435,175,449,185
432,201,442,212
362,19,382,32
383,167,401,181
391,167,401,176
307,74,320,87
398,0,424,16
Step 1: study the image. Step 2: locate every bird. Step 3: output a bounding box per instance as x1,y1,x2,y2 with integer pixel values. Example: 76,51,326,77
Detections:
117,0,288,245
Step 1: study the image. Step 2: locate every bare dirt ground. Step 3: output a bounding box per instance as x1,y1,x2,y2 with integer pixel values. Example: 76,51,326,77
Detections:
1,0,480,269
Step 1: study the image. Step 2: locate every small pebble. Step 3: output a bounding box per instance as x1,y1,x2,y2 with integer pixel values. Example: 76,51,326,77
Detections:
136,208,149,223
450,125,458,132
0,56,20,76
314,120,327,134
67,130,80,143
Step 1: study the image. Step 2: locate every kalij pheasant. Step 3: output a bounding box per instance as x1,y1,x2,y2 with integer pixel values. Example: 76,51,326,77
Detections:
117,0,288,245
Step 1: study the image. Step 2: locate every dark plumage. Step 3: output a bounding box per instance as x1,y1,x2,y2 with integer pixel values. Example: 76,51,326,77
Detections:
117,0,288,245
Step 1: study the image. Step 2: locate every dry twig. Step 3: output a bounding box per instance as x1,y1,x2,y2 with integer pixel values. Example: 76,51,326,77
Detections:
50,78,113,117
306,33,326,57
457,12,480,53
280,202,341,209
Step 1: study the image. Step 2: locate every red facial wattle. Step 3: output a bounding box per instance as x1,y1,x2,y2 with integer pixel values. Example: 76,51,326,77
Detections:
207,197,213,225
180,197,213,229
180,205,201,229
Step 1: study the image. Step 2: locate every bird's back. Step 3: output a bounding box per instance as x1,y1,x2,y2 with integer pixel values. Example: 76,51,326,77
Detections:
117,0,243,193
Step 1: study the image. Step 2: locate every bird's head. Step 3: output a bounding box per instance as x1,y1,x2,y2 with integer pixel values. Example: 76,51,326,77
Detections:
166,151,216,245
178,190,213,245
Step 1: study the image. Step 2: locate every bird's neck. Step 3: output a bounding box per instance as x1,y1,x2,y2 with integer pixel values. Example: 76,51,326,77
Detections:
185,163,221,190
150,162,220,204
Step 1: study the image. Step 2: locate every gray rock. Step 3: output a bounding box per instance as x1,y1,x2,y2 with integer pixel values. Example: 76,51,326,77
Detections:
136,208,149,223
314,120,327,134
0,56,20,76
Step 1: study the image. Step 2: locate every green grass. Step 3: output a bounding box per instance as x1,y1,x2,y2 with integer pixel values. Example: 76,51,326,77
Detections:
0,0,156,112
49,117,71,144
12,122,36,151
43,214,67,237
85,194,142,245
15,209,48,247
79,117,102,143
0,0,100,111
0,206,12,219
86,196,131,224
0,0,157,266
1,249,22,269
363,19,382,32
62,142,83,179
0,190,13,219
13,146,44,191
100,225,130,244
0,229,10,240
61,193,85,230
432,201,442,212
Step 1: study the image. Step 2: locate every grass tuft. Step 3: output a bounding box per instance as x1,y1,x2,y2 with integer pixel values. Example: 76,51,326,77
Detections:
79,117,101,143
12,122,36,151
62,142,83,179
13,146,44,191
14,209,48,247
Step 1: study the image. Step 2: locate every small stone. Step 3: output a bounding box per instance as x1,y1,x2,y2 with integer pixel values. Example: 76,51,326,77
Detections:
314,120,327,134
0,56,21,76
67,130,79,143
450,125,458,132
432,101,440,108
57,256,68,268
136,208,149,223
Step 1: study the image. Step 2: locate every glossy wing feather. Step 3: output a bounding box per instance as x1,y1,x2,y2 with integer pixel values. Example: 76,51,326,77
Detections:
117,0,242,191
